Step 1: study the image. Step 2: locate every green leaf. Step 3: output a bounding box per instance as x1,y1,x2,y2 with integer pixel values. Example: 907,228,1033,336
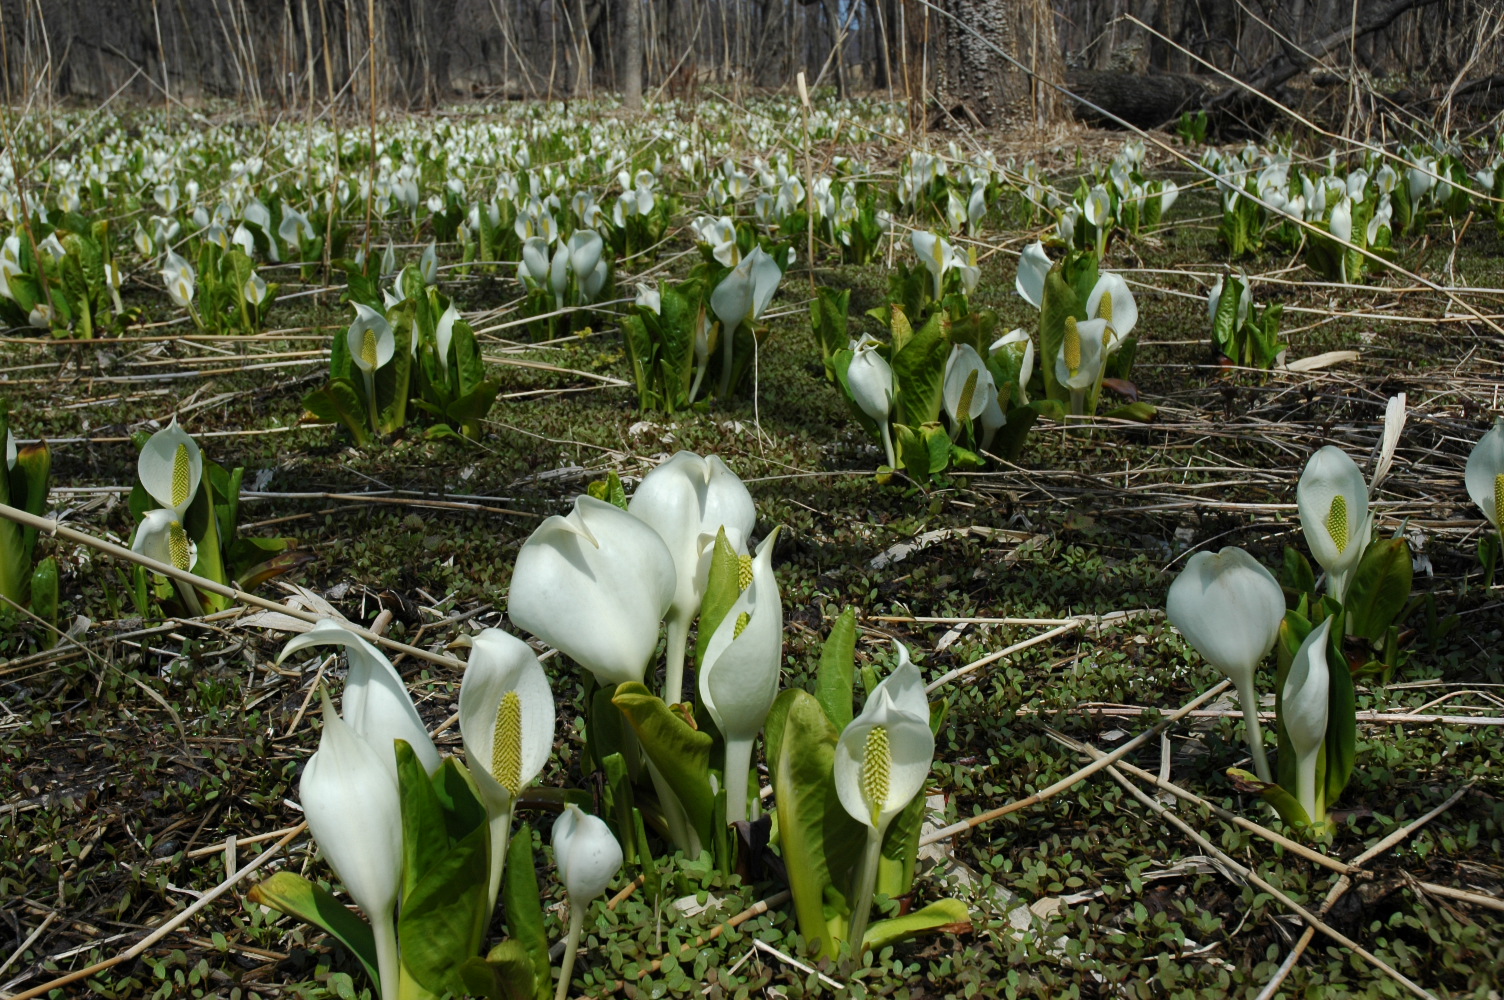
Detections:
611,682,716,841
1039,268,1079,404
398,820,491,996
30,557,58,634
811,286,851,378
395,740,451,902
769,690,864,958
247,872,379,987
815,607,857,731
890,313,947,426
1280,546,1316,598
992,401,1041,460
863,898,971,951
500,824,552,1000
1322,620,1357,806
446,380,502,423
304,379,372,447
1101,401,1157,422
1226,768,1312,829
458,941,538,1000
695,529,744,667
1212,275,1241,358
1343,537,1413,641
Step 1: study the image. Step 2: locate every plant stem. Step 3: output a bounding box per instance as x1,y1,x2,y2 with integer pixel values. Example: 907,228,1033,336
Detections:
718,320,737,398
486,797,515,916
645,757,698,857
879,421,895,470
1069,387,1086,417
845,824,884,955
554,901,586,1000
1295,752,1320,828
1234,678,1272,783
662,614,690,705
372,911,400,1000
722,735,753,826
362,370,380,437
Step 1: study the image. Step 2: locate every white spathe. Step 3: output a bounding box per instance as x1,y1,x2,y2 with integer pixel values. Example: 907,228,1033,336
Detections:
1165,546,1283,781
137,418,202,520
1297,445,1369,581
278,619,441,777
552,804,623,903
508,495,677,688
300,688,403,1000
1464,419,1504,530
458,627,556,909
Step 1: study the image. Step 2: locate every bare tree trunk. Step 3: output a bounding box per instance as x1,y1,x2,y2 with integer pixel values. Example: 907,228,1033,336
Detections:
622,0,641,106
929,0,1061,127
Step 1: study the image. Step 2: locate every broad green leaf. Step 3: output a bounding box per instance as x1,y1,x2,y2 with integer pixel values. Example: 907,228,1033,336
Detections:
1101,401,1157,422
1226,768,1312,829
1280,546,1316,599
612,682,716,840
1343,537,1413,641
1323,620,1357,806
246,871,379,987
695,529,744,667
430,757,489,843
815,607,857,731
1212,275,1240,358
501,824,552,1000
992,401,1041,460
770,690,864,958
1038,268,1078,403
891,313,946,426
398,821,491,996
457,941,537,1000
395,740,450,902
811,286,851,377
864,898,971,951
303,379,372,447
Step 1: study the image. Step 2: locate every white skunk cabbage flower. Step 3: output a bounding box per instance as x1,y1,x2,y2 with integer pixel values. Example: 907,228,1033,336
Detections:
1166,547,1283,781
508,496,677,688
847,337,896,469
1282,617,1333,824
698,530,782,824
1465,419,1504,531
942,343,994,427
1297,446,1369,598
627,451,756,701
137,418,202,520
299,688,404,1000
1015,241,1050,309
1085,272,1138,351
459,627,555,910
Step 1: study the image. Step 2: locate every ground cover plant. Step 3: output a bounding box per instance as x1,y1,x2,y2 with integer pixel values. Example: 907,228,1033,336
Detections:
0,84,1502,1000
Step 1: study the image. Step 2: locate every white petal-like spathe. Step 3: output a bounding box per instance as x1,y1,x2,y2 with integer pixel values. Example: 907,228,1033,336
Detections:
137,418,202,519
942,343,993,424
520,236,550,285
989,328,1035,405
459,627,555,797
627,452,756,623
833,686,934,830
279,620,440,776
1296,446,1368,574
435,302,459,370
552,804,623,902
747,247,783,321
1085,272,1138,343
875,643,930,721
698,531,782,743
1282,618,1331,759
301,689,403,923
132,506,195,570
710,257,755,330
1166,547,1283,689
346,304,395,375
846,342,894,424
508,495,677,688
567,229,604,279
1014,241,1050,309
1464,419,1504,530
1054,317,1111,391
